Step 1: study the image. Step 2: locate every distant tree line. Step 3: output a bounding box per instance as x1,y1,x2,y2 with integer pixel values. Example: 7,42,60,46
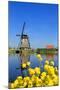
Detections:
36,48,58,54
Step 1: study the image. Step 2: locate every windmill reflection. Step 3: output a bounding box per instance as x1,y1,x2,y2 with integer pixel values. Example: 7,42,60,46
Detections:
19,50,30,77
20,50,30,64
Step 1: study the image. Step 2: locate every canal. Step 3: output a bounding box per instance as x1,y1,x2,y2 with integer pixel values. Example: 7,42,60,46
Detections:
8,54,58,83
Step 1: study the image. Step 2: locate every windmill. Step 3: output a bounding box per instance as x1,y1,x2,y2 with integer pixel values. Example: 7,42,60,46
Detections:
16,22,30,53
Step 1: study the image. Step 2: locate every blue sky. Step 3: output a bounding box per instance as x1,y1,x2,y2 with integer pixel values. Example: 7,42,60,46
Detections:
8,1,58,48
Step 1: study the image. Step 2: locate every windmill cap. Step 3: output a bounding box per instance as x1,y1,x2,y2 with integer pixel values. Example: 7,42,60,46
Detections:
21,34,28,39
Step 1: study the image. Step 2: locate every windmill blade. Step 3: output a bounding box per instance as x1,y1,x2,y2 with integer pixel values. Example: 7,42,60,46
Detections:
16,34,21,36
21,22,26,36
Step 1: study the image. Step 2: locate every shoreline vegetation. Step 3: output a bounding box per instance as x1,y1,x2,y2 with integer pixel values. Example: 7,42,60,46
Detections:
8,48,58,55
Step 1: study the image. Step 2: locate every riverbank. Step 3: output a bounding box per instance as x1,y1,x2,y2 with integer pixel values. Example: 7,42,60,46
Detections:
8,48,58,55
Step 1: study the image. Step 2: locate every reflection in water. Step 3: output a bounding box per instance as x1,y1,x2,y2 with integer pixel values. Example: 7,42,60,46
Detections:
20,53,30,64
19,50,30,77
46,54,54,60
9,53,58,82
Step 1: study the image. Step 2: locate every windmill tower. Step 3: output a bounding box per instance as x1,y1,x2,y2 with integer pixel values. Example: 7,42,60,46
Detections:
16,22,30,52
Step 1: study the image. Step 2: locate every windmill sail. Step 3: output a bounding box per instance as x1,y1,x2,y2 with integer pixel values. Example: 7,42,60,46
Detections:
21,22,26,38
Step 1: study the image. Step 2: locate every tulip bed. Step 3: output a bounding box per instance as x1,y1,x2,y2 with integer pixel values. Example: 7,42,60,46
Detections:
10,55,59,89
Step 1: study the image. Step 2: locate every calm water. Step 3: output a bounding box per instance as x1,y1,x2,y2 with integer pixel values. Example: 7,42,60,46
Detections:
8,54,58,82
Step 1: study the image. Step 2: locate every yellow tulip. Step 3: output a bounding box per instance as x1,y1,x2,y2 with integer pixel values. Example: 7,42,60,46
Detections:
24,76,30,82
28,68,35,76
17,76,22,80
28,85,33,88
22,63,26,68
54,67,58,74
23,81,27,87
25,76,30,80
45,75,53,86
45,60,49,65
41,76,45,80
37,54,41,58
46,75,51,81
36,83,40,87
27,61,31,66
18,80,23,86
45,80,49,85
31,75,36,83
35,67,40,75
28,80,33,88
41,72,46,77
35,78,42,86
36,54,43,60
36,78,42,85
44,65,55,75
50,61,54,66
35,76,39,81
38,78,42,84
44,64,50,71
48,80,54,86
10,83,15,89
40,72,47,80
14,79,19,87
52,75,59,85
48,66,55,75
